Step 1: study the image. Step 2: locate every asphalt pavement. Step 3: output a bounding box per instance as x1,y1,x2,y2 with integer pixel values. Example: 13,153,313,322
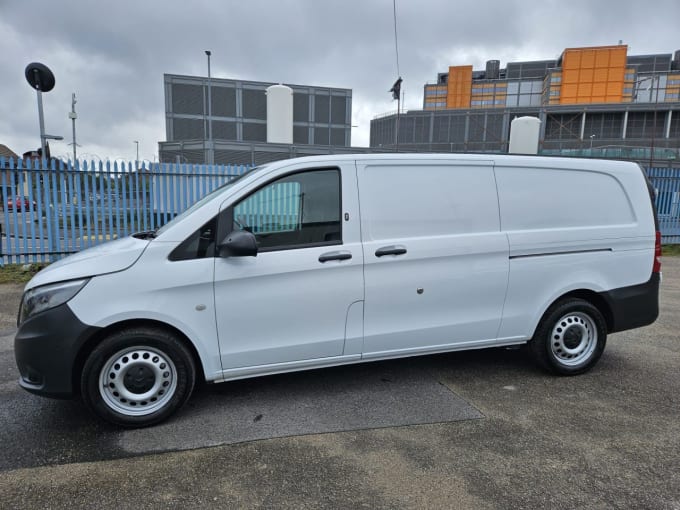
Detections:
0,259,679,509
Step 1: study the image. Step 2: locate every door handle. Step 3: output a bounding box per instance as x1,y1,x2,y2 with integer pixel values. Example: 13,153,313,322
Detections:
375,245,407,257
319,251,352,263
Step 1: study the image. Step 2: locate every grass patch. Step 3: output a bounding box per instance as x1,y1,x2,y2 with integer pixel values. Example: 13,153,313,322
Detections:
662,244,680,256
0,263,49,284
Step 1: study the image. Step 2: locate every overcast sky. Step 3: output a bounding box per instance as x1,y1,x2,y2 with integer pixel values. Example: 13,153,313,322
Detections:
1,0,678,162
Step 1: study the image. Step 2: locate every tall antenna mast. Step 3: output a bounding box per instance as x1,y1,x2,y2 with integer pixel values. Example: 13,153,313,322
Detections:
391,0,402,151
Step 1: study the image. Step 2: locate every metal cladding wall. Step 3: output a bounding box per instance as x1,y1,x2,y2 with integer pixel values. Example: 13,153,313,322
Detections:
370,103,680,156
423,45,680,113
560,46,627,104
163,74,352,150
446,66,473,108
159,140,384,167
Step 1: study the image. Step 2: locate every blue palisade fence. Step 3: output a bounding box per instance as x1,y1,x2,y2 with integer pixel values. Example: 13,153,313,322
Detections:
647,166,680,244
0,157,249,265
1,158,679,265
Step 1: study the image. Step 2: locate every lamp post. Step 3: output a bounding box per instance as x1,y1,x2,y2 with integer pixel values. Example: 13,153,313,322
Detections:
205,50,213,164
590,134,595,152
25,63,62,160
68,93,78,163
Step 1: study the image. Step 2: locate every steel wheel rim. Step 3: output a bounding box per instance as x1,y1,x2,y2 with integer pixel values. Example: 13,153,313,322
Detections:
99,346,177,416
550,312,598,366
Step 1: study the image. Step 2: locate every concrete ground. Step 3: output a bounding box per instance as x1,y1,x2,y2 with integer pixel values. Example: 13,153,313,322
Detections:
0,259,678,509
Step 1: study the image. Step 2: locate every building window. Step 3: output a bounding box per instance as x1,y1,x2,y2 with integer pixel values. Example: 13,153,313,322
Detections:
425,89,446,97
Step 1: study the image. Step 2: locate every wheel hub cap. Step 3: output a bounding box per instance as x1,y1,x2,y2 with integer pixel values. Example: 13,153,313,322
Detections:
563,326,584,349
123,365,156,393
99,347,178,417
550,312,598,366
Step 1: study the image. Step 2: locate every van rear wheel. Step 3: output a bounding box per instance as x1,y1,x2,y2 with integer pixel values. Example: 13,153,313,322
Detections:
81,327,196,428
529,299,607,375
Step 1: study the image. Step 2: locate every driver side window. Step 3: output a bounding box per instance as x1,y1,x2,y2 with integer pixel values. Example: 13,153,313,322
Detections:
233,169,341,251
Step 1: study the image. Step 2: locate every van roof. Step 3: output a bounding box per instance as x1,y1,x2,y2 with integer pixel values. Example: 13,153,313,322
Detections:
267,153,640,173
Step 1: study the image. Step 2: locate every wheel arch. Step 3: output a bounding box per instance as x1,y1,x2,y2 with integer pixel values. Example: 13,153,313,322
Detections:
533,288,614,339
72,318,206,396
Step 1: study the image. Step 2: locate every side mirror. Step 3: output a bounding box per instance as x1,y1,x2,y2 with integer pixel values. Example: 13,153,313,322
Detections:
218,230,258,258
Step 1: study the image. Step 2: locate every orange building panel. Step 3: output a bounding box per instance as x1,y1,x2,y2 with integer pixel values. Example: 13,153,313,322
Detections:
592,83,607,96
578,83,593,96
446,65,472,108
560,45,627,104
593,69,609,81
610,51,627,67
607,83,622,95
581,69,595,82
581,51,596,68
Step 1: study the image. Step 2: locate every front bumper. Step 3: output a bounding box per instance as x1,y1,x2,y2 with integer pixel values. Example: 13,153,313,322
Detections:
14,303,100,399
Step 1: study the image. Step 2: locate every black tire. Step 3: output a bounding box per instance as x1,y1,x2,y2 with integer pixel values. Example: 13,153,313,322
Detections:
528,298,607,375
81,327,196,428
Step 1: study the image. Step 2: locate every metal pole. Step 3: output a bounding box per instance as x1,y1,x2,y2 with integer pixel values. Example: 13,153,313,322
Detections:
206,50,213,164
71,115,77,162
70,93,77,163
395,95,400,152
36,90,47,159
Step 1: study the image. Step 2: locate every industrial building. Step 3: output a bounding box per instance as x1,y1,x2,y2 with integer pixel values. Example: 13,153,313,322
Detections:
159,74,353,164
370,45,680,162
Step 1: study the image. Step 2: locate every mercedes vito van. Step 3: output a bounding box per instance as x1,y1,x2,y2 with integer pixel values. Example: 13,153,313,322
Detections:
14,154,660,427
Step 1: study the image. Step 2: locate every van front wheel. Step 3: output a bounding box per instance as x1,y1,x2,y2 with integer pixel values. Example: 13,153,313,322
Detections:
529,299,607,375
81,327,196,427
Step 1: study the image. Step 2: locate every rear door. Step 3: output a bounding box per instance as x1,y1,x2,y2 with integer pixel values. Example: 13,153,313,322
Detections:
357,159,509,358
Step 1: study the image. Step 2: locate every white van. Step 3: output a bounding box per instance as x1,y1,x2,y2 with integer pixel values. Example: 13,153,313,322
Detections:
14,154,660,427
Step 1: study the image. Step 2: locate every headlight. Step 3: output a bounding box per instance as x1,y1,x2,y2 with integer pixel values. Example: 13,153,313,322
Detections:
19,279,90,325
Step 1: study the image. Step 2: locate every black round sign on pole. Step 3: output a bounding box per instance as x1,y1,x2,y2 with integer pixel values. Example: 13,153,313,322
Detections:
25,62,55,92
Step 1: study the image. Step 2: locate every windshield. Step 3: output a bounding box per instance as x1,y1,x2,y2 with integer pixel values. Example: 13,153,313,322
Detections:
154,164,269,236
